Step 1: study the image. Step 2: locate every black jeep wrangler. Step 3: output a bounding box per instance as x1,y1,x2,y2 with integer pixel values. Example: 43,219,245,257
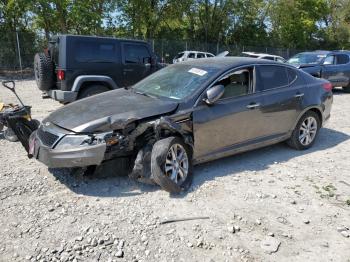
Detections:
34,35,163,102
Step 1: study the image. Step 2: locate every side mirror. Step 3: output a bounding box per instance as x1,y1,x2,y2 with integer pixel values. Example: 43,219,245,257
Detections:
204,85,224,105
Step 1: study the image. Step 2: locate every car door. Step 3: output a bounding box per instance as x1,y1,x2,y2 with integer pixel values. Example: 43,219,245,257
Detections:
121,42,153,87
256,65,305,137
322,54,350,87
192,66,265,159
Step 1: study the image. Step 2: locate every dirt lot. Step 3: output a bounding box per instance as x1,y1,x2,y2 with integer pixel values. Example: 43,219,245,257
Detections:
0,80,349,262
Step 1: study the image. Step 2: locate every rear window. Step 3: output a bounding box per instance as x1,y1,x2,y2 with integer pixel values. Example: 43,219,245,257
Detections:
258,65,289,91
75,41,116,62
336,54,350,65
197,53,205,58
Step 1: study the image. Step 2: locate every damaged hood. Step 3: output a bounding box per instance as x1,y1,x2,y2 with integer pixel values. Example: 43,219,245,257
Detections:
44,89,178,133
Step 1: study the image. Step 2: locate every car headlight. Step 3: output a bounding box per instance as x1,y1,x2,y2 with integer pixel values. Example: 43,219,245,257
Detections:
54,132,113,150
54,134,92,150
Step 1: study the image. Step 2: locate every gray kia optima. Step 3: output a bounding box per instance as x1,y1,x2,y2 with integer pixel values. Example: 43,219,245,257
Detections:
29,57,333,193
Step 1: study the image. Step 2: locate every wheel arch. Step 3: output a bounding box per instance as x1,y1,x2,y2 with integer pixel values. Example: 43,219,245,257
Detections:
292,106,323,131
71,75,119,93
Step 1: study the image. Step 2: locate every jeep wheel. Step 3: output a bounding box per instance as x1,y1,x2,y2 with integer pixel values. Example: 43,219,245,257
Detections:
34,53,54,91
78,85,110,99
287,111,320,150
151,137,193,194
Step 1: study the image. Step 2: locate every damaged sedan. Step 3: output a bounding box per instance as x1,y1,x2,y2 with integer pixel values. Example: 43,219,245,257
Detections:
29,57,333,193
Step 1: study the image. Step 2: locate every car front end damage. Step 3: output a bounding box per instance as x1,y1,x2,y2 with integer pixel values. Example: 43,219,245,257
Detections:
29,115,193,183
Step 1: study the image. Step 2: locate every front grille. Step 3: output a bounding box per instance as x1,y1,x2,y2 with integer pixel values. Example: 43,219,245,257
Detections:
37,127,59,147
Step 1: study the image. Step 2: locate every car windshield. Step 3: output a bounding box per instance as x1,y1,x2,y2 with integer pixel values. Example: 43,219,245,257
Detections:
174,52,184,59
133,64,218,100
288,53,326,65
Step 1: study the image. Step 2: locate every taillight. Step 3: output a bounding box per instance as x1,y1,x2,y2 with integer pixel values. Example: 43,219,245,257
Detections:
57,69,65,81
322,82,332,92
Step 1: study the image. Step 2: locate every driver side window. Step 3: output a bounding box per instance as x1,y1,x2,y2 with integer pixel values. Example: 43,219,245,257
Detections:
215,68,252,99
323,55,335,65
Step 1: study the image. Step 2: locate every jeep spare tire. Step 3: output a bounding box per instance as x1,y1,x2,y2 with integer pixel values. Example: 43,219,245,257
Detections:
34,53,54,91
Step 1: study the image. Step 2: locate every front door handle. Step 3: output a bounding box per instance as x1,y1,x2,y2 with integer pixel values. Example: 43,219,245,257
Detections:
294,93,304,98
123,69,134,72
246,103,261,109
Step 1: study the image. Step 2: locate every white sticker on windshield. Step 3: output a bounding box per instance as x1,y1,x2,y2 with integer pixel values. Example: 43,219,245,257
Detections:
188,68,208,76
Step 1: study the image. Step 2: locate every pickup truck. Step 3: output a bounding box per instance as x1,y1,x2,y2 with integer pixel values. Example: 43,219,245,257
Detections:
288,50,350,93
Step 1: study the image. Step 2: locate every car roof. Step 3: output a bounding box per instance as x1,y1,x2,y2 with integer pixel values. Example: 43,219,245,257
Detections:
181,50,214,54
178,57,283,70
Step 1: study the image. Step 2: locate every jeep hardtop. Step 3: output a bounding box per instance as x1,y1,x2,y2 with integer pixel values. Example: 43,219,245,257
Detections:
34,35,163,102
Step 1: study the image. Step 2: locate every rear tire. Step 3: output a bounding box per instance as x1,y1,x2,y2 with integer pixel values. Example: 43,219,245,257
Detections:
287,111,320,150
78,85,110,99
34,53,55,91
342,86,350,93
151,137,193,194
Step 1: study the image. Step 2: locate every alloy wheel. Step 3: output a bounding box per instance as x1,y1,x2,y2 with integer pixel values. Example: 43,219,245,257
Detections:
299,116,318,146
164,143,189,185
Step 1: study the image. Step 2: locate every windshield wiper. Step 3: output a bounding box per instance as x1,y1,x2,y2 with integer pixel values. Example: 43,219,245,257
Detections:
134,91,156,99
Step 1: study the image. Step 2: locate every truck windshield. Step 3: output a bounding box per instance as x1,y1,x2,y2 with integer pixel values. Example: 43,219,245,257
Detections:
288,53,326,65
133,64,218,100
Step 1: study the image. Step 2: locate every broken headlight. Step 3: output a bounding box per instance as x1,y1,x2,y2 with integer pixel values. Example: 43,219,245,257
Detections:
54,134,92,150
54,132,115,150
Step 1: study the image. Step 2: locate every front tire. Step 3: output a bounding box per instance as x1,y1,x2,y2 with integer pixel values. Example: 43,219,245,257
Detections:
287,111,320,150
151,137,193,193
78,85,110,99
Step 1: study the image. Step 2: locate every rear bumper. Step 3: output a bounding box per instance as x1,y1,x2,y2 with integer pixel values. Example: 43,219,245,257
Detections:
48,90,77,103
29,131,106,168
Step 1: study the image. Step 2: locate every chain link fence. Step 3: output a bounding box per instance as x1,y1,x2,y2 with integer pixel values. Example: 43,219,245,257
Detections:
0,30,39,77
0,32,306,76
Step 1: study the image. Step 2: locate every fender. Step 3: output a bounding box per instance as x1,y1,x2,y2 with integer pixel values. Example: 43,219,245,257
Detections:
71,75,119,92
291,105,323,131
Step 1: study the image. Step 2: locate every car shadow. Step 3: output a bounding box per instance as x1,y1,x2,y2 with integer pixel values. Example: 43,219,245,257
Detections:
49,167,158,198
49,127,349,198
190,127,349,193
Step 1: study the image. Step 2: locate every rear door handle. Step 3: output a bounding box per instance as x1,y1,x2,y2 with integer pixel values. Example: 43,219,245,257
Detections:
294,93,304,98
123,69,134,72
246,103,261,109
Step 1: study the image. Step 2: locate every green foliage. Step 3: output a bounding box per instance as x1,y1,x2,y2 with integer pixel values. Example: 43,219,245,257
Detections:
1,0,350,52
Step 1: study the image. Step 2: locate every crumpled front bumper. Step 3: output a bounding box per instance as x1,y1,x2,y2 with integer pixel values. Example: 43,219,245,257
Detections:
29,131,106,168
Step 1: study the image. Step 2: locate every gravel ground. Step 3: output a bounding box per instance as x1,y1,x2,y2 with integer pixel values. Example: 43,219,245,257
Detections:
0,80,349,262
